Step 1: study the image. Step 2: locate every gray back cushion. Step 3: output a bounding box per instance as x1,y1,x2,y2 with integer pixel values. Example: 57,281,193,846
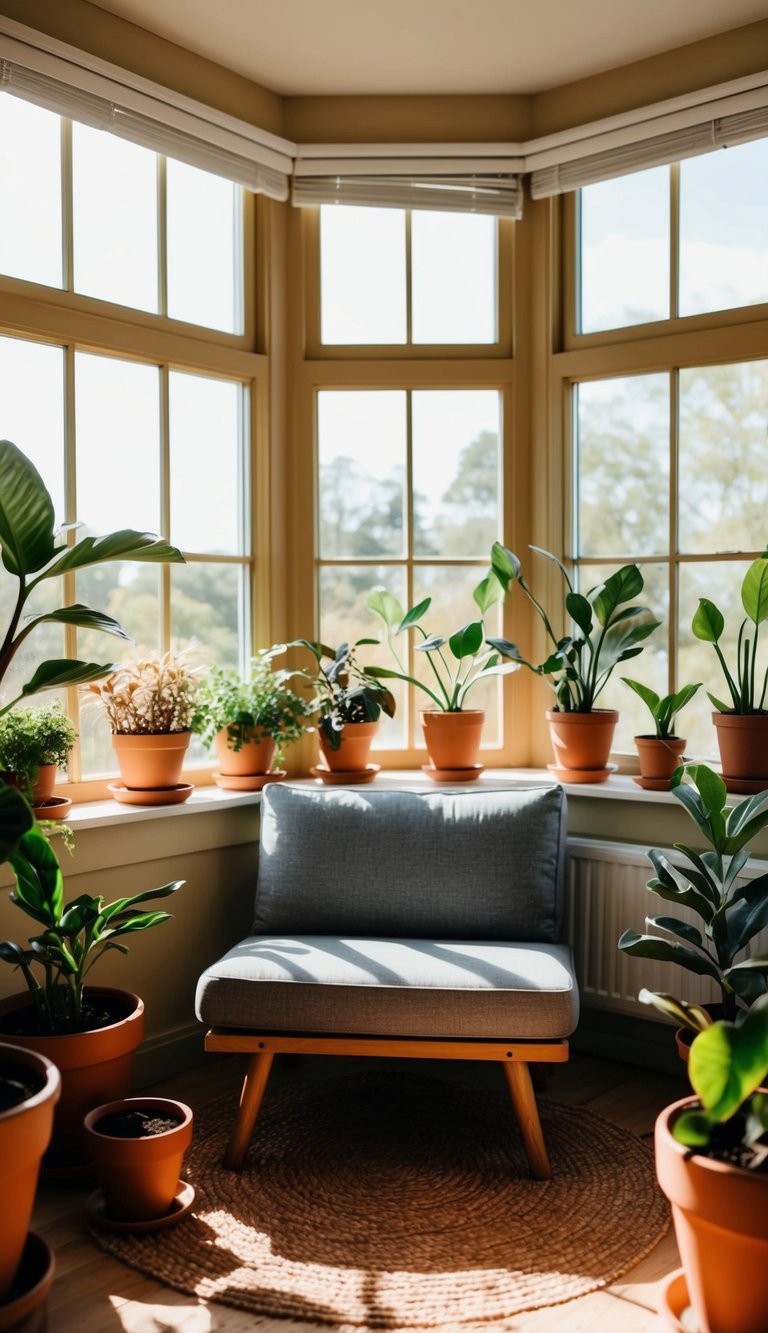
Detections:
253,784,566,942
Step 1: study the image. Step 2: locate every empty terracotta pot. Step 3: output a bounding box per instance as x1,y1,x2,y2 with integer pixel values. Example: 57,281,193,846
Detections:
84,1096,193,1222
214,728,276,777
318,721,377,772
546,709,618,774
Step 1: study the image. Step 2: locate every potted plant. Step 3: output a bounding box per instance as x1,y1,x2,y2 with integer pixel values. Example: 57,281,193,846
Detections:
487,543,660,780
285,639,396,779
192,649,312,790
88,653,199,802
83,1096,194,1227
654,994,768,1333
364,571,517,776
0,701,77,819
691,549,768,792
621,678,701,789
0,818,184,1168
619,763,768,1059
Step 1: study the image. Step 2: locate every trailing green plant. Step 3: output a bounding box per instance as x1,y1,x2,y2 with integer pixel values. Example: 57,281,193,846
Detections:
192,649,312,765
692,549,768,714
619,763,768,1023
621,678,702,739
486,543,660,712
0,439,184,715
364,569,517,712
0,701,77,796
285,639,396,750
0,819,183,1033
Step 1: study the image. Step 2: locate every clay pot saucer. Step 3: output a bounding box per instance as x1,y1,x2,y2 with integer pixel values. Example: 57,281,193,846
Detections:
632,775,675,791
722,774,768,795
546,763,617,783
213,770,286,791
0,1233,55,1332
32,795,72,821
421,763,484,783
108,783,193,807
309,764,380,786
84,1178,195,1234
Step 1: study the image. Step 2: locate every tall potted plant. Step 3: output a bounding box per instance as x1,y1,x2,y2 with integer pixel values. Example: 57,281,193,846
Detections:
621,678,701,789
0,820,184,1168
0,701,77,819
192,649,312,789
488,544,660,780
88,653,198,801
691,549,768,792
285,639,396,779
364,570,517,777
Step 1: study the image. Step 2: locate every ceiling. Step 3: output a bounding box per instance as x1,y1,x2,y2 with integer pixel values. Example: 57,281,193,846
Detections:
87,0,768,97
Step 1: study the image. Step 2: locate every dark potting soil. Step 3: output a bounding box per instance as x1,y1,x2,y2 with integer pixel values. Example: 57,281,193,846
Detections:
95,1108,183,1138
0,992,134,1038
0,1056,43,1112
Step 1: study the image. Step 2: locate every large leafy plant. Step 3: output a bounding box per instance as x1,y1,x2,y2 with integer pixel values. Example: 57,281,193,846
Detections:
692,550,768,714
364,569,517,712
285,639,396,750
0,439,184,715
620,764,768,1023
193,648,312,764
0,820,183,1033
486,543,660,712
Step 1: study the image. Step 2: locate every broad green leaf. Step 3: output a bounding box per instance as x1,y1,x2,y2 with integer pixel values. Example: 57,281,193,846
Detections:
741,555,768,625
591,564,643,626
725,880,768,958
692,599,725,644
648,915,706,949
40,530,184,579
449,621,483,660
669,682,702,715
415,635,446,653
0,781,34,862
597,609,660,674
19,659,118,699
0,439,57,576
725,786,768,842
673,1109,717,1146
707,691,732,712
617,929,721,980
23,605,130,640
684,764,728,822
365,586,404,628
398,598,432,632
622,677,660,718
98,880,185,924
473,573,504,614
689,995,768,1120
10,825,64,926
566,592,593,637
490,543,520,592
638,989,713,1033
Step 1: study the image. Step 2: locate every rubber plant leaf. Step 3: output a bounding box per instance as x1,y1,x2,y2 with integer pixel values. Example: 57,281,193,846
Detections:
0,439,57,577
692,599,725,643
448,622,484,661
365,587,404,628
39,530,185,579
22,606,130,639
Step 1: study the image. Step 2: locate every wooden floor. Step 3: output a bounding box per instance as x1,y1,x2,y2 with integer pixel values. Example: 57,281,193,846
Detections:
33,1051,688,1333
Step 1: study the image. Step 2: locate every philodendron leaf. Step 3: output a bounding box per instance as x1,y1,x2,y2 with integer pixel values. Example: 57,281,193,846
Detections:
449,621,484,660
692,598,725,644
0,781,34,863
365,586,404,628
0,439,57,576
20,659,119,698
473,573,504,614
591,564,644,626
23,606,131,639
622,677,661,718
689,994,768,1122
490,543,520,592
742,554,768,625
398,598,432,632
566,592,592,637
40,530,185,579
617,929,721,979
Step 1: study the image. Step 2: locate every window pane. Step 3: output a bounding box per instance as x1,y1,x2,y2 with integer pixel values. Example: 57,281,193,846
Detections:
319,563,406,748
412,565,501,746
317,391,406,558
576,561,669,754
0,337,65,524
75,353,160,534
679,361,768,554
167,161,240,333
680,139,768,317
576,375,669,558
0,96,62,287
171,563,242,668
412,212,496,343
412,390,500,558
170,372,244,555
73,123,158,312
0,577,65,710
320,206,406,344
579,167,669,333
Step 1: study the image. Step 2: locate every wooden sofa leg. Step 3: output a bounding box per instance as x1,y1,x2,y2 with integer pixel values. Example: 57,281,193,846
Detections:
502,1061,552,1181
224,1051,274,1170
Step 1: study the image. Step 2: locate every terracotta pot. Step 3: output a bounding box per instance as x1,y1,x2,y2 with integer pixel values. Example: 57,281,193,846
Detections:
635,735,686,784
318,721,377,772
214,727,276,777
1,764,58,803
655,1095,768,1333
420,710,485,770
546,709,618,774
0,988,144,1168
84,1097,193,1222
0,1045,60,1301
112,731,191,790
712,712,768,790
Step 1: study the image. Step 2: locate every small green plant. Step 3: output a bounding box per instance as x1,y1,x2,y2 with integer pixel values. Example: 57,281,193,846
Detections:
364,569,516,712
487,543,660,712
285,639,396,750
0,702,77,797
620,764,768,1022
0,820,183,1033
692,550,768,714
621,679,702,739
193,650,312,765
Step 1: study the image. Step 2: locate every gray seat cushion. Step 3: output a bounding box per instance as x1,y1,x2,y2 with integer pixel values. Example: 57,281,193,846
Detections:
254,784,566,942
195,936,579,1040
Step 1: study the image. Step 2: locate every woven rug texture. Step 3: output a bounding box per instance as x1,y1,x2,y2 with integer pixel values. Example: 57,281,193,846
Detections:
88,1068,669,1328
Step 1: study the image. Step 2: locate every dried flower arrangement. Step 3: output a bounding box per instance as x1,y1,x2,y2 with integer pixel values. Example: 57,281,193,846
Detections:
88,654,199,735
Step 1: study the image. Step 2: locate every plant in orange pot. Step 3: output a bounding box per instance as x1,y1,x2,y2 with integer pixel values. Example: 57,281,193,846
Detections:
488,544,660,782
286,639,396,783
621,678,701,790
0,702,77,821
192,650,312,791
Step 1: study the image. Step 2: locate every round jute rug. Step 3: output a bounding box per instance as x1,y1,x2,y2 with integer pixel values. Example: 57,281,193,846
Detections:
88,1068,669,1329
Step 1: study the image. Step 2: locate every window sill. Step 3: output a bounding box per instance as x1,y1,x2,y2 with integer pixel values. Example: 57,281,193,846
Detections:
60,784,262,832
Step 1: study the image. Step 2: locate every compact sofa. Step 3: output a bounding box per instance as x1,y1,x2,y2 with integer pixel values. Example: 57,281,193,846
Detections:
196,781,579,1178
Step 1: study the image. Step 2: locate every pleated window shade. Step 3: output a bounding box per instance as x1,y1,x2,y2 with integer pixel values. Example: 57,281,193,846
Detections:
292,164,523,218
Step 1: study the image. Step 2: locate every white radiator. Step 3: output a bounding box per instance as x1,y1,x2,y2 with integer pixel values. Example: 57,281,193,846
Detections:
566,837,768,1020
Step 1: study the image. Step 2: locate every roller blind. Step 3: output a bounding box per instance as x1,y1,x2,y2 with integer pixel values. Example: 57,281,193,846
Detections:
293,159,523,218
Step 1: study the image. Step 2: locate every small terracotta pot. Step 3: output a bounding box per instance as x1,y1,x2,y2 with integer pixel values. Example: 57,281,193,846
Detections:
0,989,144,1168
420,710,485,770
0,1044,60,1301
112,731,191,790
635,735,686,785
712,712,768,790
1,764,59,803
214,728,276,777
84,1097,193,1222
655,1095,768,1333
546,709,618,773
318,721,377,772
